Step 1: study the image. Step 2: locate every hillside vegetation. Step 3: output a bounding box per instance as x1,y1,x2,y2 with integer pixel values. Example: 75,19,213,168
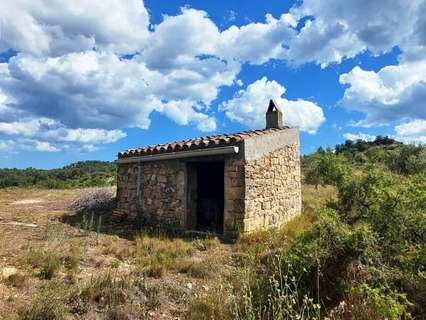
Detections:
0,138,424,320
190,137,426,319
0,161,116,189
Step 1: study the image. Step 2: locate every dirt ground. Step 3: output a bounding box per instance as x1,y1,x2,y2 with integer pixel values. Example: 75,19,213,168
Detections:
0,188,235,320
0,185,334,320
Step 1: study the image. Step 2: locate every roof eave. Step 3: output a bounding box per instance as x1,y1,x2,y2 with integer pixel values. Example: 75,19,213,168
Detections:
116,145,239,164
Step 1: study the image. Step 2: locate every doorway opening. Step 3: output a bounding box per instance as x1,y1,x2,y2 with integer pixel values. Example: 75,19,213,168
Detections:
187,161,224,234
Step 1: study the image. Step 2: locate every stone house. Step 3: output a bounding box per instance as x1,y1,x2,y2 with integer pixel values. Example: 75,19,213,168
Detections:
116,100,301,236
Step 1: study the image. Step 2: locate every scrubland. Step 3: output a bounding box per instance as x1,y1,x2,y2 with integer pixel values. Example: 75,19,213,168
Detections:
0,138,425,319
0,185,332,320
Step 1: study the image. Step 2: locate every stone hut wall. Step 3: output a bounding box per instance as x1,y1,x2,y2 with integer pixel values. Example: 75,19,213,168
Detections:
140,160,187,227
116,153,246,233
243,144,301,232
116,163,139,217
116,159,186,226
242,128,301,232
223,156,245,233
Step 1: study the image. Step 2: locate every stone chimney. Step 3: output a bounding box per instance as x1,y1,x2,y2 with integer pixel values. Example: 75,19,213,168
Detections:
266,99,283,129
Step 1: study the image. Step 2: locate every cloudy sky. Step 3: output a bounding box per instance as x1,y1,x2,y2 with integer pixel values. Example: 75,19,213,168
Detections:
0,0,425,168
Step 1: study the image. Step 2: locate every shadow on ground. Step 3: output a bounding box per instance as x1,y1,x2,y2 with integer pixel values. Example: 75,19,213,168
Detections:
60,209,228,242
60,209,141,240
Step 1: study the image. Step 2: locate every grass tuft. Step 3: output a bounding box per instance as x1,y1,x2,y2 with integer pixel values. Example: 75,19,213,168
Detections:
26,248,61,280
135,233,195,277
4,272,29,289
79,272,130,308
18,280,69,320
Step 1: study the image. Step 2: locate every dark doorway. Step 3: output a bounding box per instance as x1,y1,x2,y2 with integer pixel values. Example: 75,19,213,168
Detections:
187,161,224,233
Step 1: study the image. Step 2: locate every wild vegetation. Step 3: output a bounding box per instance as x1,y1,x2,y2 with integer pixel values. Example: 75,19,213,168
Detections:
0,137,424,319
0,161,116,189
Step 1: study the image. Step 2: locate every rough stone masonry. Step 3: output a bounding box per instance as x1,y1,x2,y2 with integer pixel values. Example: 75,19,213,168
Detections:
116,100,301,236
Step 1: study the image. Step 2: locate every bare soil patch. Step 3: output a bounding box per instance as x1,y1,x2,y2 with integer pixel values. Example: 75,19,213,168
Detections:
0,188,231,320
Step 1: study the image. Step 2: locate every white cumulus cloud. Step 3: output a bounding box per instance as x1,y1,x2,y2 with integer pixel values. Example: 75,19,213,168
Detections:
343,133,376,142
0,0,150,56
34,141,60,152
2,0,423,155
339,61,426,126
395,119,426,144
220,77,325,133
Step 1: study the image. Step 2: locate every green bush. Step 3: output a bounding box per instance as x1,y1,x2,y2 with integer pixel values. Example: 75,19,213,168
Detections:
224,154,424,319
346,284,412,320
302,148,353,187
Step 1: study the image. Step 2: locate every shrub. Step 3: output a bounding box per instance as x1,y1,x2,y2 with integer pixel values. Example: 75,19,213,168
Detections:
227,209,378,319
343,284,412,320
302,148,353,187
70,187,116,214
384,144,426,175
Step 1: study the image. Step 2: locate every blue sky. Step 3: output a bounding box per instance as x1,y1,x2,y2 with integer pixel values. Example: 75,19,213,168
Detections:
0,0,425,168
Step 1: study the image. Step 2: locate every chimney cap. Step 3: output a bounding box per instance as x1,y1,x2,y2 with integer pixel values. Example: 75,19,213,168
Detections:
266,99,283,129
267,99,280,112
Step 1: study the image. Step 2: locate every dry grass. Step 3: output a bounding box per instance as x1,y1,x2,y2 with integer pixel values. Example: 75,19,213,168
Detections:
234,184,336,257
78,272,131,308
3,272,30,289
0,185,323,319
25,248,62,280
185,287,233,320
302,184,337,215
0,188,198,319
135,233,196,277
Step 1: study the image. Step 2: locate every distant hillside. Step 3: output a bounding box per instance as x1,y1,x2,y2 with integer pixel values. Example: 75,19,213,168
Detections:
0,161,116,189
303,136,426,177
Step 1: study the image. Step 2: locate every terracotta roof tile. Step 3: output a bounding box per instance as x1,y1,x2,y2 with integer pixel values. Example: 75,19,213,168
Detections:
118,127,287,158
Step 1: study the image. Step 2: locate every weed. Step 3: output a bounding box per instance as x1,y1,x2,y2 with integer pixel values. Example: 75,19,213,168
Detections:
234,229,274,254
105,308,132,320
79,211,103,233
185,287,233,320
134,277,162,311
18,280,69,320
26,248,61,279
135,233,195,277
63,241,82,274
193,237,221,251
79,272,130,308
102,238,133,261
226,260,321,320
178,257,221,279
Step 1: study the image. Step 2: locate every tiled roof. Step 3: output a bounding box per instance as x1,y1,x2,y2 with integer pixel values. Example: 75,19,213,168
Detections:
118,127,287,158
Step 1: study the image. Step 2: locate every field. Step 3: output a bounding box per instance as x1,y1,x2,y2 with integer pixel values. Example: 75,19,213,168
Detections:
0,185,334,320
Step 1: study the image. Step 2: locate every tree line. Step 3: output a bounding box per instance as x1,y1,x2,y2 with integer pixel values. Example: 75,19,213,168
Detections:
0,161,116,189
